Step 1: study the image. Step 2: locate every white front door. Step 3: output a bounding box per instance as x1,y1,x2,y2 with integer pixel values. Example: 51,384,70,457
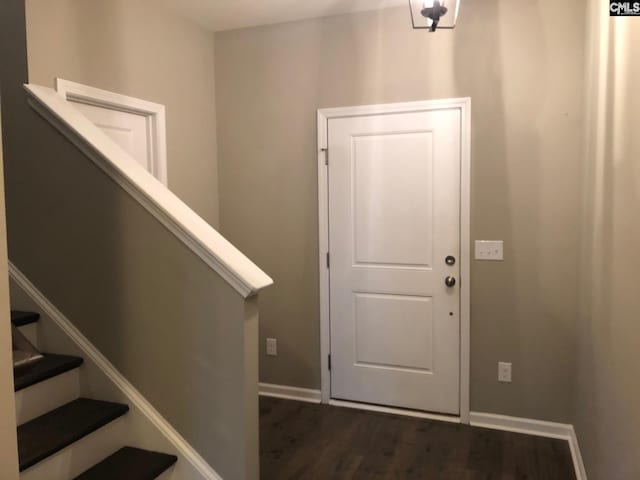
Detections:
328,106,462,414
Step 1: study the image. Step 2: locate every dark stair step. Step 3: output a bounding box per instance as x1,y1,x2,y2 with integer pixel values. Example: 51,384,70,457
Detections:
74,447,178,480
11,310,40,327
14,353,83,391
18,398,129,472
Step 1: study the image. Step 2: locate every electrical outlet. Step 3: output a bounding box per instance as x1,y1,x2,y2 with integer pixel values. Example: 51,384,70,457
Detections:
498,362,512,382
498,362,512,383
475,240,504,261
266,338,278,356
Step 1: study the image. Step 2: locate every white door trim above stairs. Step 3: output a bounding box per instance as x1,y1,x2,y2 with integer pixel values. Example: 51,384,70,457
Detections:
317,98,472,422
9,263,223,480
55,78,169,186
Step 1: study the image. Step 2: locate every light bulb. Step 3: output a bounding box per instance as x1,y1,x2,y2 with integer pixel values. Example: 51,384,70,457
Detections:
423,0,434,7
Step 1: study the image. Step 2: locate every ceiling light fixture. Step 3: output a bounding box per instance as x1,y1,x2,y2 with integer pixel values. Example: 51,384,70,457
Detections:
409,0,461,32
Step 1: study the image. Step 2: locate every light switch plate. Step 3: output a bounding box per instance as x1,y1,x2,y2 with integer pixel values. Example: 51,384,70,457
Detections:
475,240,504,261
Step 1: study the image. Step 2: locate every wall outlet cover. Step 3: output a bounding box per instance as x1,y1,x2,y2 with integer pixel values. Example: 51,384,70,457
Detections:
475,240,504,261
266,338,278,356
498,362,512,383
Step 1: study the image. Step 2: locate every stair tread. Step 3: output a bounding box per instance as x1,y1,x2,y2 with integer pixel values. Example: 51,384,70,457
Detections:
14,353,83,391
18,398,129,472
11,310,40,327
74,447,178,480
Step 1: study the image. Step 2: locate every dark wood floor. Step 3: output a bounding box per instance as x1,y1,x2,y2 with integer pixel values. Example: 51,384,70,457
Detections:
260,397,576,480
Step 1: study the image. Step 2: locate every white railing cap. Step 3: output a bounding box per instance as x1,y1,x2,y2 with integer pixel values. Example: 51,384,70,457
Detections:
25,84,273,298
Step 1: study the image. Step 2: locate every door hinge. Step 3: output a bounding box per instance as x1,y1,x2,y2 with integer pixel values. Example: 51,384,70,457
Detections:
326,252,330,268
321,147,328,165
328,354,332,371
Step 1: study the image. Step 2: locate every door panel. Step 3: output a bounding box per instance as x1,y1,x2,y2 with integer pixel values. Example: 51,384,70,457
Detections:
353,132,434,267
328,108,461,414
71,102,151,171
354,293,434,372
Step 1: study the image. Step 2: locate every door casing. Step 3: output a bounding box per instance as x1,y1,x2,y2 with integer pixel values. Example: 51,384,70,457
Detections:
317,98,471,424
55,78,168,186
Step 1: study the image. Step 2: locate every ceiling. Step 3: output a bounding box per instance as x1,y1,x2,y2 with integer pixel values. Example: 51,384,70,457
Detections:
160,0,407,32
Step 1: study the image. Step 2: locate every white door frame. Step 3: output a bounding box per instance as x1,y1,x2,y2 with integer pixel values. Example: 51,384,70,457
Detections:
55,78,168,186
317,98,471,424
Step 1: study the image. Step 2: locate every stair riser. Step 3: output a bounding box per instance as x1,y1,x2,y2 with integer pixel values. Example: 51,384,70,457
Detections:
17,324,39,350
15,369,81,424
19,416,128,480
155,468,177,480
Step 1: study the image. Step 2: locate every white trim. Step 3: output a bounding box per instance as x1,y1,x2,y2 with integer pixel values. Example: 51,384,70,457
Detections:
458,98,472,424
258,383,321,403
55,78,169,186
316,98,472,421
318,98,472,119
569,427,588,480
8,262,223,480
25,84,273,299
470,412,587,480
470,411,574,439
317,110,331,404
330,399,461,424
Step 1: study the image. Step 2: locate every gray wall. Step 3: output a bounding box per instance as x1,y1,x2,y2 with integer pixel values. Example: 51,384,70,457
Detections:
25,0,220,227
216,1,586,422
2,1,257,477
574,5,640,478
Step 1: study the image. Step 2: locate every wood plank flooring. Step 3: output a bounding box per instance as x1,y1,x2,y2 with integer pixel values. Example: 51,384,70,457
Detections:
260,397,576,480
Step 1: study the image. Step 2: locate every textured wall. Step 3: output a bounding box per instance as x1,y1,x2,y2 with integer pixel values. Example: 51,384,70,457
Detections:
574,3,640,478
25,0,220,227
216,1,586,422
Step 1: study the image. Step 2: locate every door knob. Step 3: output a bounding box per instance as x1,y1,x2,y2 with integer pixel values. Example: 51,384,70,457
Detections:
445,276,456,288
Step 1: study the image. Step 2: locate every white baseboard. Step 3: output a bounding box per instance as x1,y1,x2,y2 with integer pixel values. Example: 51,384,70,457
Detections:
470,411,573,439
470,412,587,480
9,263,222,480
259,383,321,403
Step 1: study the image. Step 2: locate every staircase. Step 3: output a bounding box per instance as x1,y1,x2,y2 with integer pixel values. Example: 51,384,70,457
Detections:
12,310,178,479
